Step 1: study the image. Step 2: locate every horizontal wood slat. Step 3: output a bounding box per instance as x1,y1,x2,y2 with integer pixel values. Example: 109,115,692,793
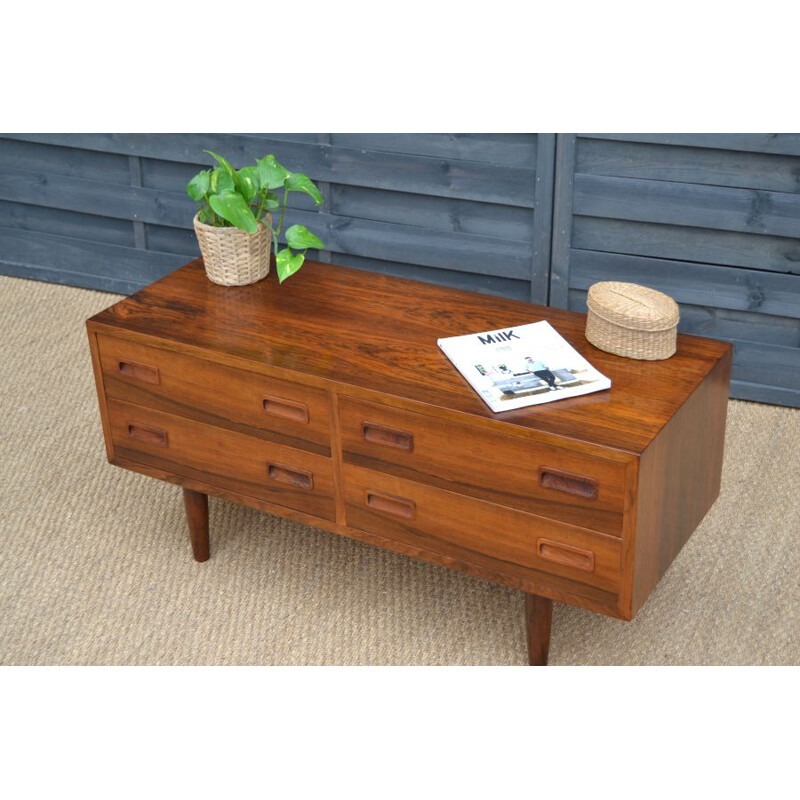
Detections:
143,224,200,257
582,133,800,157
317,215,532,277
0,228,185,290
731,381,800,405
0,137,132,183
0,200,136,247
330,133,538,166
574,173,800,238
569,250,800,319
328,253,532,301
573,216,800,276
331,185,536,241
0,167,192,228
576,138,800,194
728,339,800,390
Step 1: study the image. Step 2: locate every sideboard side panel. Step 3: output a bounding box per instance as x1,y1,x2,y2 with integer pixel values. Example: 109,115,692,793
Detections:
632,346,732,614
86,323,115,463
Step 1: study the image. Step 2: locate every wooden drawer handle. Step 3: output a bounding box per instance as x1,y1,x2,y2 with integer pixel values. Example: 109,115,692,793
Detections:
263,395,309,424
118,360,160,385
365,491,416,519
127,422,168,447
362,421,414,452
267,463,313,490
537,538,595,572
539,468,597,499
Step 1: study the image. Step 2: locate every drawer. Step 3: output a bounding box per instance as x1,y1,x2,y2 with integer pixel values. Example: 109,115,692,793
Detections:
343,464,621,592
338,397,627,536
98,334,331,453
108,398,336,521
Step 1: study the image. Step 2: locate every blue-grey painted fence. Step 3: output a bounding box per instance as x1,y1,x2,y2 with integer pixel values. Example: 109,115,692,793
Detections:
1,133,798,407
550,133,800,408
0,133,553,303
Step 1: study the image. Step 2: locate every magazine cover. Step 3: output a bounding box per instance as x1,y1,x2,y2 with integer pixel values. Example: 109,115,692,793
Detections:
438,321,611,412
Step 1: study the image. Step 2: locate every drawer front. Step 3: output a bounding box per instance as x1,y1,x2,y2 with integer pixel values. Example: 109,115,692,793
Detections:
343,464,621,592
339,397,627,536
108,398,336,521
98,335,331,453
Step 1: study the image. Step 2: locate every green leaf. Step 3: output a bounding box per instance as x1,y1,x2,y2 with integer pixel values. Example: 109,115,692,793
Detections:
275,248,305,283
237,166,258,203
285,224,325,251
210,167,235,194
187,170,211,202
205,149,245,195
208,191,260,233
256,155,290,189
204,149,237,178
263,192,280,211
285,172,323,205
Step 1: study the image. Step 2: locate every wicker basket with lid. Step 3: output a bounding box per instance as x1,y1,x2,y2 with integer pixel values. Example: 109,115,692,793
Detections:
585,281,680,360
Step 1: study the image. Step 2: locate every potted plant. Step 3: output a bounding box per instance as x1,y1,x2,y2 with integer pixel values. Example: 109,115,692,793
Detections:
187,150,326,286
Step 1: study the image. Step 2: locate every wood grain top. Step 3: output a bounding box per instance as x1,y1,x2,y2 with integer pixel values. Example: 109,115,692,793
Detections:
88,258,731,455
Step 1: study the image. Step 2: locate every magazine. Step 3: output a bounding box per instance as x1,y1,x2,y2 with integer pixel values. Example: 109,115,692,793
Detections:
438,321,611,412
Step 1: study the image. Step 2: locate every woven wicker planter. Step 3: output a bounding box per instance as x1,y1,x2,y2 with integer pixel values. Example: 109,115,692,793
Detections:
586,281,680,360
193,212,272,286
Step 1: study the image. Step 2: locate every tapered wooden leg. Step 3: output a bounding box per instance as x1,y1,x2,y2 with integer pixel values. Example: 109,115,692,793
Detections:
183,489,210,562
525,593,553,666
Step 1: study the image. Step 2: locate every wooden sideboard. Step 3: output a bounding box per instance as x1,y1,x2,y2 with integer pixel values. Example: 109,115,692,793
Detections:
87,258,731,664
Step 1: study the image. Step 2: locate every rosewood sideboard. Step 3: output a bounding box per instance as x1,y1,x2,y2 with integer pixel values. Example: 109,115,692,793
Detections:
87,258,731,665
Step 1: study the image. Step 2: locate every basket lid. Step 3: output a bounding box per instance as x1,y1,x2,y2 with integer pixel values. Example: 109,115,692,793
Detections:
586,281,679,332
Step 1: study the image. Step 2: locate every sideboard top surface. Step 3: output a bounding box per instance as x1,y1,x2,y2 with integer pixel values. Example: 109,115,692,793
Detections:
88,259,731,454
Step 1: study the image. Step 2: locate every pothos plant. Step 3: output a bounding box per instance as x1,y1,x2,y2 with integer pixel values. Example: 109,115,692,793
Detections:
187,150,325,283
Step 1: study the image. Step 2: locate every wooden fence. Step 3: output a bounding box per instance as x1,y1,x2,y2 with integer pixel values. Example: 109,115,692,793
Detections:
0,133,554,302
550,134,800,406
1,133,798,406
